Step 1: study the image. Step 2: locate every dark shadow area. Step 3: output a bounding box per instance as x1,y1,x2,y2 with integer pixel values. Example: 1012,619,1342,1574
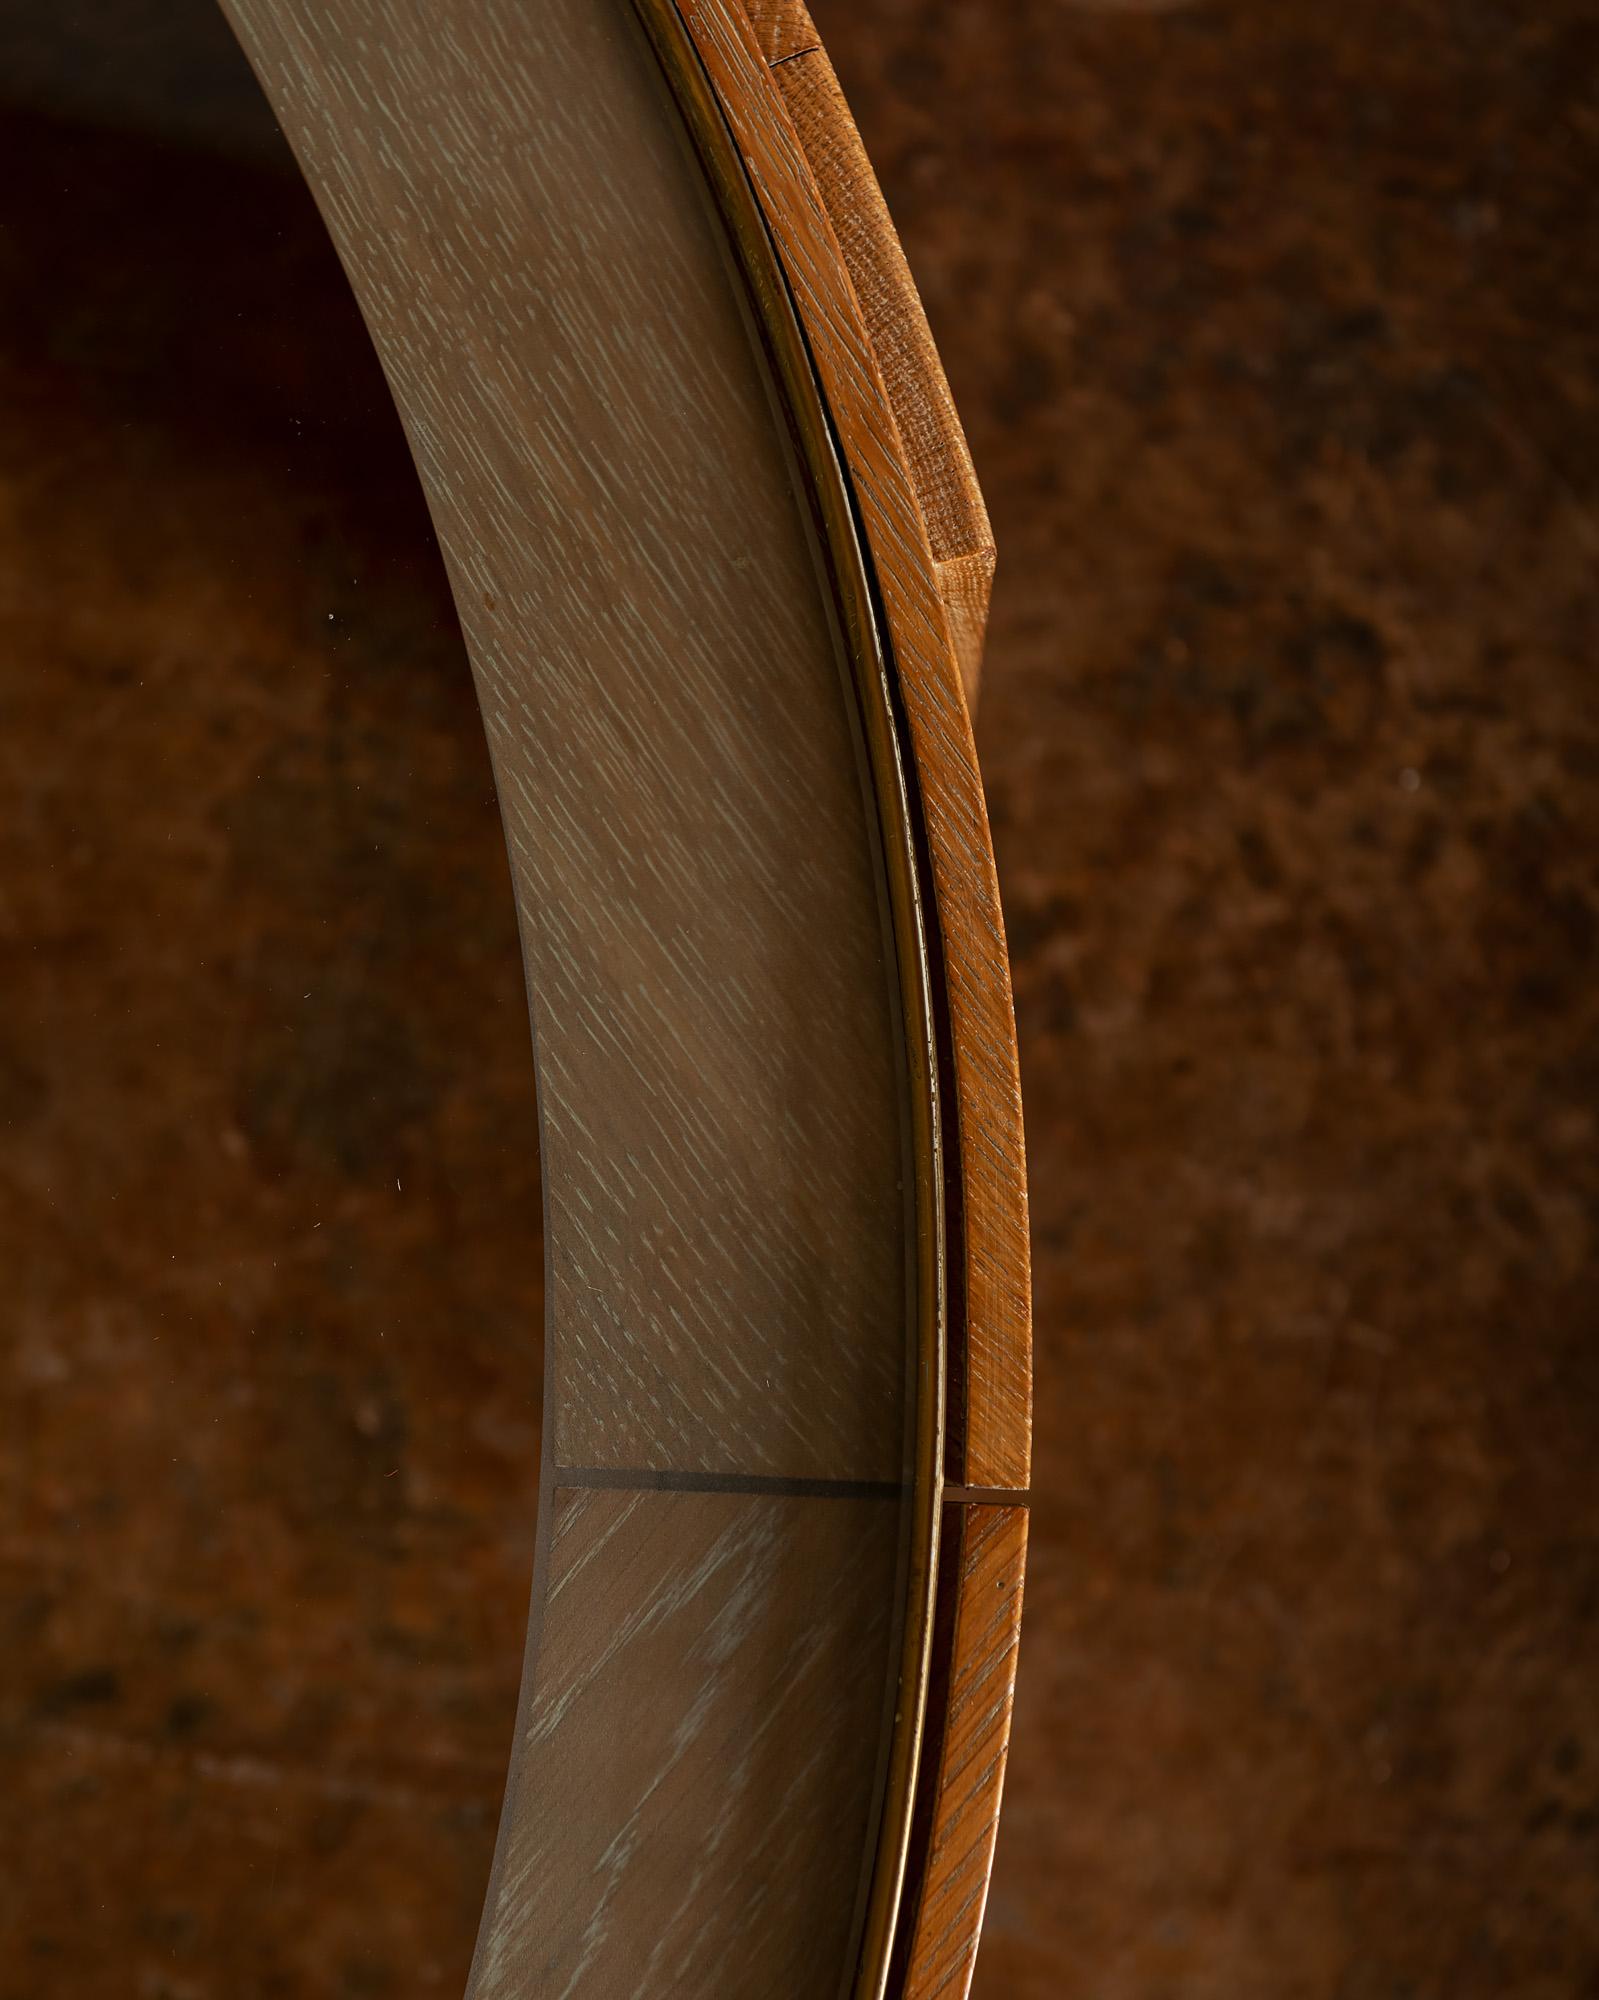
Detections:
0,12,542,1998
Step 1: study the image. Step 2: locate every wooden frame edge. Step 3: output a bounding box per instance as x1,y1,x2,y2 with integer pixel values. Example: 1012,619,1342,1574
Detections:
627,8,946,1993
740,0,997,712
696,0,1033,1500
636,7,1032,1995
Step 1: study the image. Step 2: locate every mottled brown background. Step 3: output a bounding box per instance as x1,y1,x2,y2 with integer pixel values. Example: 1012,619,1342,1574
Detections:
1,0,1595,1996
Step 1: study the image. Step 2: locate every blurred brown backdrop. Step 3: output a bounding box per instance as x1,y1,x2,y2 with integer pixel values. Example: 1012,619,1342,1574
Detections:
2,0,1596,1996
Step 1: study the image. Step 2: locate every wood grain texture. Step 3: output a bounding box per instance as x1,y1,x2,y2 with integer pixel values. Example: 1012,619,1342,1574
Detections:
741,0,996,710
473,1484,903,1996
673,0,1031,1496
739,0,815,64
220,0,916,1487
644,15,1031,1996
217,0,934,1990
897,1506,1027,2000
214,0,1028,1989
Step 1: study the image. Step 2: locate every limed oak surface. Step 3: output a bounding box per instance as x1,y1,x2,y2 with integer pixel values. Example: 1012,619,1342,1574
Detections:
219,0,930,1989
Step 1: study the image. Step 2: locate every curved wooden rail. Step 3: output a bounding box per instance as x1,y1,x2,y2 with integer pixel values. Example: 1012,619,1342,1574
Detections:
214,0,1030,1992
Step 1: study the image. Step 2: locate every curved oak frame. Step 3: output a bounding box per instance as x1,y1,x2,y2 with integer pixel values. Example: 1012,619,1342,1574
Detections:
215,0,1031,1993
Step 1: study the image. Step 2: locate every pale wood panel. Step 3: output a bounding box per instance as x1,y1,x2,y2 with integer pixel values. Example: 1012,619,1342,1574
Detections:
215,0,930,1989
221,0,914,1485
214,1,1028,1992
472,1485,902,1996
